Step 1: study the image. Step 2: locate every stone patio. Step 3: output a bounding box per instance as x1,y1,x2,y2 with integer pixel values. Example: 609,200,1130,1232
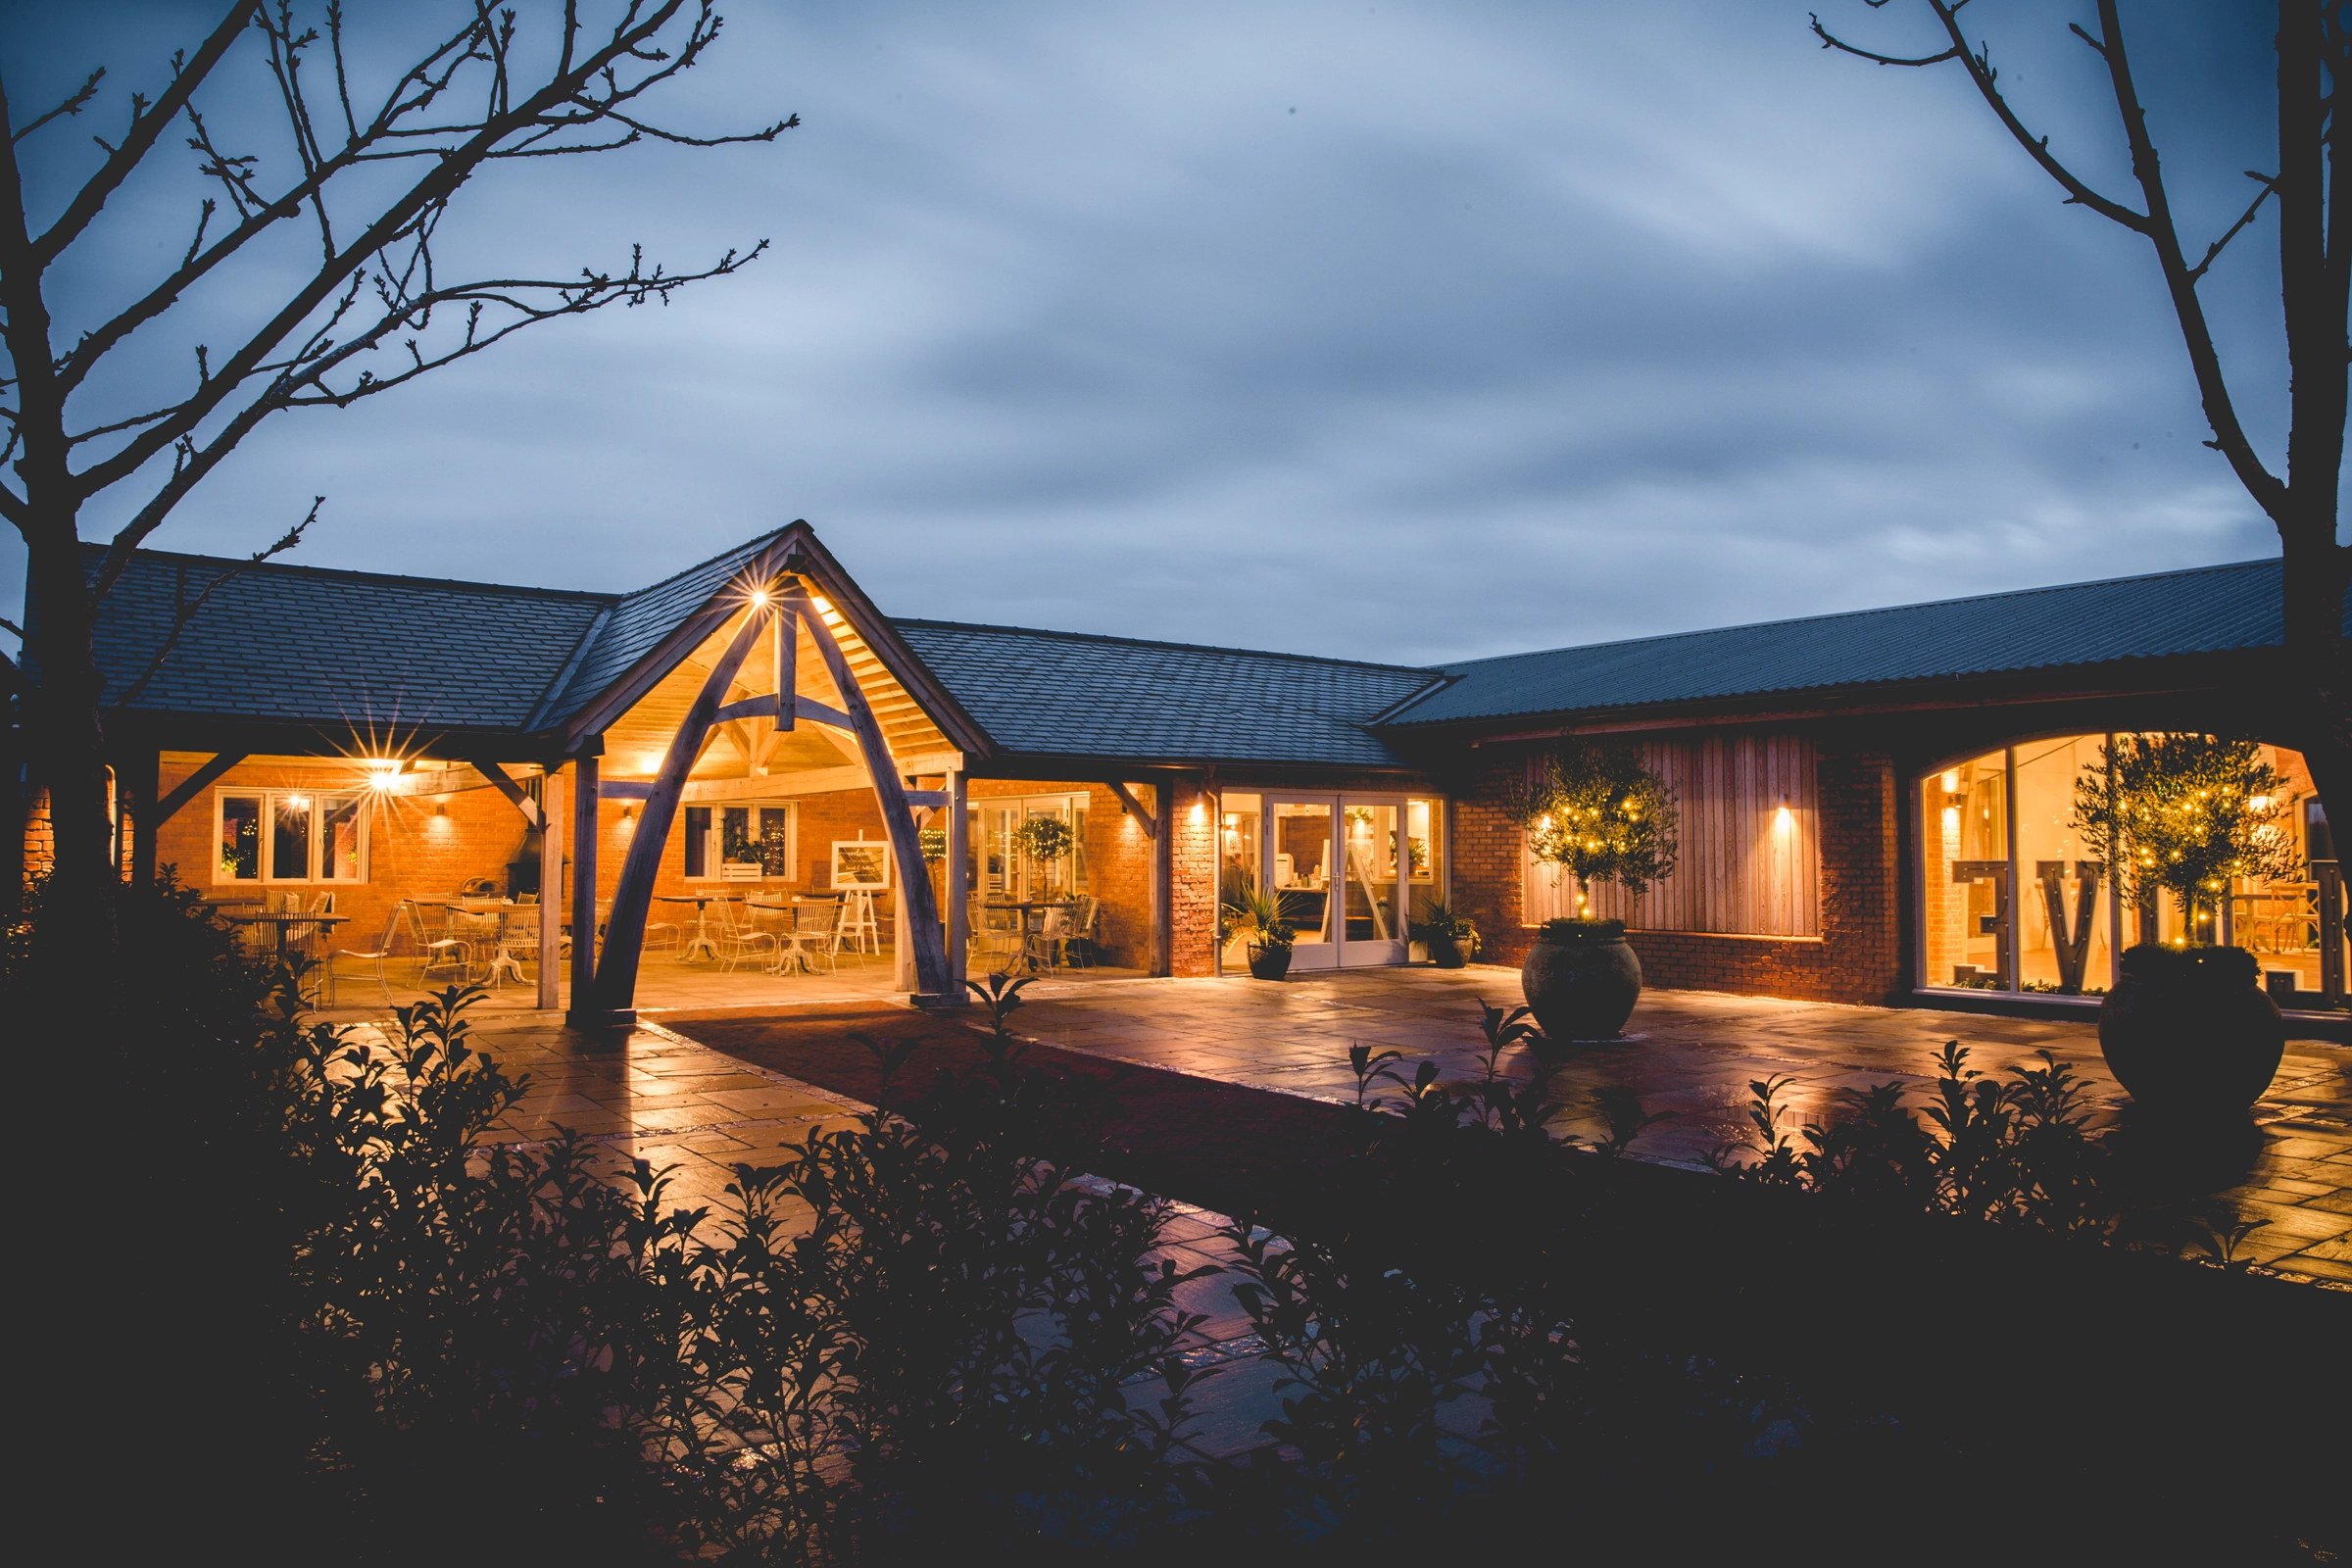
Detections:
979,964,2352,1285
407,964,2352,1286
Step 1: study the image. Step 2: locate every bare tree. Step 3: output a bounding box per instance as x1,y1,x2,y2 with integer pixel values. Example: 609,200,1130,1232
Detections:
1813,1,2348,832
1,1,791,943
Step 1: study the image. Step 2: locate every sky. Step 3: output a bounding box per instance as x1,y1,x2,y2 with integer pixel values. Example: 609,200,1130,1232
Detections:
2,0,2312,668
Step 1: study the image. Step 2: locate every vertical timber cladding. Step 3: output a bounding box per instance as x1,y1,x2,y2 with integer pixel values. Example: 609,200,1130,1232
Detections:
1483,732,1900,1004
1565,734,1822,936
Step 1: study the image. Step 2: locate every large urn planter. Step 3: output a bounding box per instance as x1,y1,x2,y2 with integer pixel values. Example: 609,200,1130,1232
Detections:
1521,918,1642,1045
2098,944,2284,1113
1247,941,1296,982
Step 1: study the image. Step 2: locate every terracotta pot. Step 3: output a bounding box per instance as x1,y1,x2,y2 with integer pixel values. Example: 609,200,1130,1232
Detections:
1247,941,1295,982
1521,920,1642,1043
2098,944,2284,1113
1428,936,1469,970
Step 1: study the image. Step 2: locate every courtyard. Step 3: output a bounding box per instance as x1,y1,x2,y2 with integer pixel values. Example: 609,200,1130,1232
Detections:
411,964,2352,1285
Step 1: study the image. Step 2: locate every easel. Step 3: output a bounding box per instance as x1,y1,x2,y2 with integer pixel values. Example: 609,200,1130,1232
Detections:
840,887,881,956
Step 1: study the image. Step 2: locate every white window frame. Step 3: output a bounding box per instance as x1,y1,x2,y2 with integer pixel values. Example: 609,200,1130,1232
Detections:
683,799,800,883
212,789,368,885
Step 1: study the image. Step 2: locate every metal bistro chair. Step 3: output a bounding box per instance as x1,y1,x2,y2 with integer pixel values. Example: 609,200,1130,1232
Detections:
1054,894,1102,970
969,898,1026,976
485,905,540,989
783,897,844,975
324,903,410,1009
710,897,779,973
596,899,683,956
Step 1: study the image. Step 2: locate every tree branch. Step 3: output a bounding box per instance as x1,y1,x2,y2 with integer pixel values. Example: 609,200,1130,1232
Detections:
2186,172,2280,282
30,3,259,269
1809,14,1961,68
10,69,108,144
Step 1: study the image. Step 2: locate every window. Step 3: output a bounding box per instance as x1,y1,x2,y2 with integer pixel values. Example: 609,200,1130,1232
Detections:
684,800,798,881
964,793,1090,902
215,790,366,883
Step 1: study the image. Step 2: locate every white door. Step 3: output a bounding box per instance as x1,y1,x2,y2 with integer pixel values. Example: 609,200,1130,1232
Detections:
1336,797,1408,966
1267,798,1339,970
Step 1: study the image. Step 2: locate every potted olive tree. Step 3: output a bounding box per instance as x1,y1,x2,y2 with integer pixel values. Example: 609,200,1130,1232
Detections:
1009,815,1074,896
1408,899,1481,969
2071,733,2295,1111
1510,740,1679,1043
1222,878,1298,980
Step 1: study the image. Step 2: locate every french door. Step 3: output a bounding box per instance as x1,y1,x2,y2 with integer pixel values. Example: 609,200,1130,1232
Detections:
1266,794,1408,969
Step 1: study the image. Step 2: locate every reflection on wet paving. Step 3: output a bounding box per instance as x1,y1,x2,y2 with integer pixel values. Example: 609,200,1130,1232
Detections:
1000,966,2352,1286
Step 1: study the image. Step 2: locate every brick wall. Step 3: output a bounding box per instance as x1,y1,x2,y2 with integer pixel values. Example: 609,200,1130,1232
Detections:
1454,741,1902,1004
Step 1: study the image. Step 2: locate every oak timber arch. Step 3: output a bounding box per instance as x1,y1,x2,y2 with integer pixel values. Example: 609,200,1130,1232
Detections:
560,524,994,1028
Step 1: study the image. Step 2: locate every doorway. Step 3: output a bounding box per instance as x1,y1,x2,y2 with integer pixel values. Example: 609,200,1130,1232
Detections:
1248,792,1438,970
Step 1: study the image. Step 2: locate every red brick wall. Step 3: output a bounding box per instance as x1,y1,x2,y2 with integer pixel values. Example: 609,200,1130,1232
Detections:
1453,742,1901,1004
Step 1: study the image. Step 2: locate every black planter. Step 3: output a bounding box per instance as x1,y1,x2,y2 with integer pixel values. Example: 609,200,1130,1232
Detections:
1428,936,1469,970
2098,944,2284,1113
1521,918,1642,1043
1246,941,1295,981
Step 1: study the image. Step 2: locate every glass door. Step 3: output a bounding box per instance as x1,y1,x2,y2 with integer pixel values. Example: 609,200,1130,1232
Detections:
1270,799,1337,969
1339,799,1407,965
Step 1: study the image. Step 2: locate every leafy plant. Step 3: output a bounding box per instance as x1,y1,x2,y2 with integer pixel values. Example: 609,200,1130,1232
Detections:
1706,1042,2115,1235
2071,733,2297,931
1509,739,1681,900
1408,898,1481,953
1008,814,1074,863
1222,875,1298,947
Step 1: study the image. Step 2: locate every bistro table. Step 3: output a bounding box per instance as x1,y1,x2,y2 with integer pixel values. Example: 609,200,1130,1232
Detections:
221,910,350,964
657,893,732,963
983,901,1074,974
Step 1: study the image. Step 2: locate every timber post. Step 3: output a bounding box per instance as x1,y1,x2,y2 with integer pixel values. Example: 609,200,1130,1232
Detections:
566,751,600,1027
537,775,563,1010
945,766,968,997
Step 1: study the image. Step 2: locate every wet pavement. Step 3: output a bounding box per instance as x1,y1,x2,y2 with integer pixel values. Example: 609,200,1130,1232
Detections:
997,965,2352,1286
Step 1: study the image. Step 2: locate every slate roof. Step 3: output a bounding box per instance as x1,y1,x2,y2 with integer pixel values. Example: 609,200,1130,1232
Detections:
76,547,613,731
539,529,787,728
1380,558,2332,729
892,619,1443,767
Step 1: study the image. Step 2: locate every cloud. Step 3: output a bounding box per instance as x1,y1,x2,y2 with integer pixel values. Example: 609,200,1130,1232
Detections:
4,0,2299,669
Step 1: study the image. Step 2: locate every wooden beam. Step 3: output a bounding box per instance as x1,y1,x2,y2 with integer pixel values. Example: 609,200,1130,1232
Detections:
586,608,769,1023
904,789,948,809
568,753,599,1019
126,745,160,888
471,759,546,829
1108,780,1158,839
1151,780,1174,978
945,767,968,1000
152,751,248,829
679,766,867,802
710,693,854,730
598,780,656,801
774,605,796,732
538,778,563,1009
787,590,954,1001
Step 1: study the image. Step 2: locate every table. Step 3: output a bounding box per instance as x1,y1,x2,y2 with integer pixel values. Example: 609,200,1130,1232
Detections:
657,893,732,963
745,896,842,974
983,901,1075,973
221,911,350,964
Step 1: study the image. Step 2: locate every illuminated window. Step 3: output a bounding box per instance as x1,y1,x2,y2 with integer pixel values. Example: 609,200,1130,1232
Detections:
214,790,367,883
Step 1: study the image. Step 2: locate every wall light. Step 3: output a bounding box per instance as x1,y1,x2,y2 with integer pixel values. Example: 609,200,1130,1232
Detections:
1775,795,1793,833
1940,769,1961,793
1191,801,1205,825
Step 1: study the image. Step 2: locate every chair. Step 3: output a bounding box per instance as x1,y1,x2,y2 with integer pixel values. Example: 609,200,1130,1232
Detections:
324,904,409,1009
783,898,843,975
598,899,682,954
969,899,1025,974
407,902,473,988
1054,895,1102,969
711,898,779,973
446,900,504,976
485,906,539,988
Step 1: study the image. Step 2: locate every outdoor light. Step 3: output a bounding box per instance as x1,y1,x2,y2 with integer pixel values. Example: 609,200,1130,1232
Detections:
1940,769,1960,792
1775,795,1793,832
2250,795,2273,811
750,587,771,608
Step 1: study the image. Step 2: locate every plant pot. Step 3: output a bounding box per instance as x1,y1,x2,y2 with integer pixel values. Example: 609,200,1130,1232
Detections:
2098,944,2284,1113
1521,919,1642,1043
1246,941,1295,982
1428,936,1468,970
